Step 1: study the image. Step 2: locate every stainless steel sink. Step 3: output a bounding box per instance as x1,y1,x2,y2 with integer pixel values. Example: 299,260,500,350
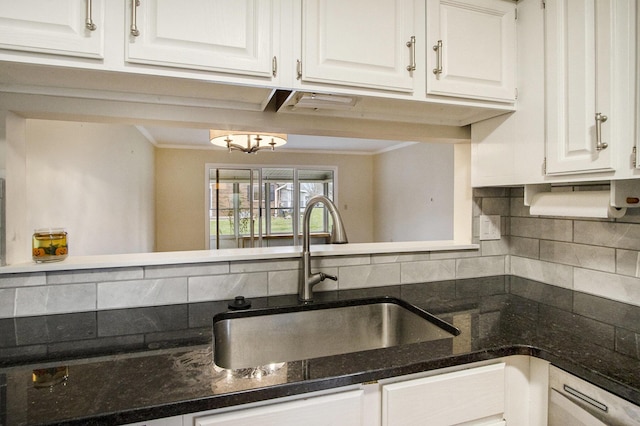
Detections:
213,297,460,369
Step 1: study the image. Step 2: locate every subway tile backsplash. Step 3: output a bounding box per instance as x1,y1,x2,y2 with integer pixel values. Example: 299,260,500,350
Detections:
1,276,637,369
339,262,401,289
400,259,456,284
507,188,640,306
97,278,187,310
15,283,96,316
511,217,573,242
509,256,574,289
539,240,616,273
1,187,640,317
188,272,268,303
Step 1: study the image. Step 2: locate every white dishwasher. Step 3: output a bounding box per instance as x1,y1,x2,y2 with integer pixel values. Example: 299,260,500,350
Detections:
548,365,640,426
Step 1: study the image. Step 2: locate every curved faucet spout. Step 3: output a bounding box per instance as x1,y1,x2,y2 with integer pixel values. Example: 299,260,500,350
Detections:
299,195,348,302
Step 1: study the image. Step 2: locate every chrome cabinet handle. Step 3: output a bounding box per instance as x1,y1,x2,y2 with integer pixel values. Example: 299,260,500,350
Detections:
296,59,302,80
595,112,608,151
563,385,608,413
272,56,277,78
130,0,140,37
433,39,443,75
85,0,97,31
406,36,416,72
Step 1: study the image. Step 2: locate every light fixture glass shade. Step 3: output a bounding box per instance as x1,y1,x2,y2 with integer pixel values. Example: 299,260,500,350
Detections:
209,130,287,153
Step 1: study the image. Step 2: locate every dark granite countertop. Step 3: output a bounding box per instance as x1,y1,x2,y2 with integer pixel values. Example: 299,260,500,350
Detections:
1,276,639,425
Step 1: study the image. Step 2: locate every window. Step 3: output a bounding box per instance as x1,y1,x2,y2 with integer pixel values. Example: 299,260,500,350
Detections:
207,165,336,249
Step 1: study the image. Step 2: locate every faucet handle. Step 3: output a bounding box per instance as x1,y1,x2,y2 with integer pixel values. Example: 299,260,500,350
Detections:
320,273,338,282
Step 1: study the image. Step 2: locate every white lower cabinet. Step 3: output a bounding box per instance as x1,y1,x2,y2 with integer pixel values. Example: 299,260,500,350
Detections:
382,363,506,426
76,356,640,426
185,387,374,426
548,365,640,426
125,415,183,426
380,356,548,426
133,356,548,426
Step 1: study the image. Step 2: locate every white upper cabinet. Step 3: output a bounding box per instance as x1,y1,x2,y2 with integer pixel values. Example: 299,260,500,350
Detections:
0,0,520,126
299,0,416,92
469,0,544,188
545,0,635,175
471,0,637,187
426,0,517,102
126,0,276,78
0,0,104,59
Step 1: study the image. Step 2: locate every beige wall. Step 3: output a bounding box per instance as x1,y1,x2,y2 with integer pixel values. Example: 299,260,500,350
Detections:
13,120,456,257
155,148,374,251
373,143,454,242
26,120,155,256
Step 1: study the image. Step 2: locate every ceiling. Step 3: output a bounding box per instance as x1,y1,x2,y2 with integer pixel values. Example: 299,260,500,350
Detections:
138,125,414,155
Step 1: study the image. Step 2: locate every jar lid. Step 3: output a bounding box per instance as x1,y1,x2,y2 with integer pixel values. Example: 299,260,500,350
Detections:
34,228,66,235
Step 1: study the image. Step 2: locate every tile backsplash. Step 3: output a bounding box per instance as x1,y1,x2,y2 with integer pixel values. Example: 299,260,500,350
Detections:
2,276,638,368
0,186,639,318
0,251,505,318
478,186,640,307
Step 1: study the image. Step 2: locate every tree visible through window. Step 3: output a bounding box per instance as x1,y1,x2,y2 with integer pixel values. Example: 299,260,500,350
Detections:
207,165,336,249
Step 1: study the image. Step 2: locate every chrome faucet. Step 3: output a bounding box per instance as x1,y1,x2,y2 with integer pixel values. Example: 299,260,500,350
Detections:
299,195,348,302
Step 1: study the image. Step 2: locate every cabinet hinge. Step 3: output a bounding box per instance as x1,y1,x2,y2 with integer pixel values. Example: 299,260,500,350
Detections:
515,7,518,20
633,146,637,168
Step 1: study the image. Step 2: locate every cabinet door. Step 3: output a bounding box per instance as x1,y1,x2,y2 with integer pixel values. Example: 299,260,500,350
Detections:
301,0,415,92
382,363,506,426
0,0,104,58
126,0,275,78
192,390,366,426
124,415,183,426
426,0,516,102
545,0,614,175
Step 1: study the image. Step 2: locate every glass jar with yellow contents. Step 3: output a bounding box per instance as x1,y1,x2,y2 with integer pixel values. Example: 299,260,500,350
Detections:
32,228,68,262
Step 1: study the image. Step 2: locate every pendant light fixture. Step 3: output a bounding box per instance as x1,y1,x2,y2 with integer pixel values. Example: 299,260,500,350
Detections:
209,130,287,154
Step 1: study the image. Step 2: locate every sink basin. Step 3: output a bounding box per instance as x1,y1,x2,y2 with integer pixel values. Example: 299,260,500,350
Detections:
212,297,460,370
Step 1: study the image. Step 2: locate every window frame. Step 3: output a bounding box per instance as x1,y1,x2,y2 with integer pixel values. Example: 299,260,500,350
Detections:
205,163,338,249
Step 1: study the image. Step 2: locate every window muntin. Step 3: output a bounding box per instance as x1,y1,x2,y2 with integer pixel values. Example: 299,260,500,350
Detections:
207,165,336,249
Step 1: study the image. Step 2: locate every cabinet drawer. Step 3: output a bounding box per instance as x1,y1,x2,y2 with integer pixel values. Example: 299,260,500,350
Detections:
382,362,506,426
